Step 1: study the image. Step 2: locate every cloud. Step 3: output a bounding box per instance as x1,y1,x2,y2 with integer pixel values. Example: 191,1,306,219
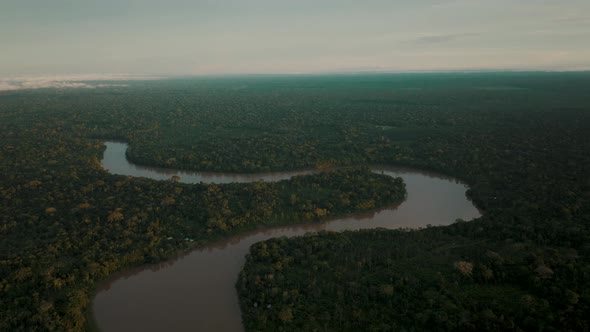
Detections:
0,74,159,91
553,15,590,24
404,33,480,45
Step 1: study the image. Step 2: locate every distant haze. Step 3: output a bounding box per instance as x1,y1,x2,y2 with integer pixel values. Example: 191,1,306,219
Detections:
1,0,589,76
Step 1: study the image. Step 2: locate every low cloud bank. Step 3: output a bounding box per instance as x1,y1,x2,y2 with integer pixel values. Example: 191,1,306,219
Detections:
0,74,159,91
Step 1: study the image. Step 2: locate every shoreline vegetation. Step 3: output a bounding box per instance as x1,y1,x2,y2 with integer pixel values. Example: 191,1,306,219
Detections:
1,135,407,331
92,141,480,332
1,73,589,331
87,173,409,332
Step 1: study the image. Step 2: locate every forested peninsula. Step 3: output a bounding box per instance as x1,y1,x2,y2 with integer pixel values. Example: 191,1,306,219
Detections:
1,73,589,331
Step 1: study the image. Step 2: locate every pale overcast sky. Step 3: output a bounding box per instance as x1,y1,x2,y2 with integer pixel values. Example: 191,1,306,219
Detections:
1,0,590,76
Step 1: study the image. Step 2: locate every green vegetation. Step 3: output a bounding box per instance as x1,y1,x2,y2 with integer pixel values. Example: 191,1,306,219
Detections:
1,72,590,331
239,228,588,331
0,91,405,330
234,73,590,331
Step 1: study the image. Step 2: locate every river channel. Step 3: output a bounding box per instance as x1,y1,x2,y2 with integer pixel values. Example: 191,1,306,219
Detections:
93,141,480,332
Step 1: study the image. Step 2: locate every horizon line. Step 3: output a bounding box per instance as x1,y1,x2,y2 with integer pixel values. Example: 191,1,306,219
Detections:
4,68,590,80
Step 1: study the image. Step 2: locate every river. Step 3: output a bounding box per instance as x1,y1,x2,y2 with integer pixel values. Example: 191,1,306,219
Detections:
92,141,480,332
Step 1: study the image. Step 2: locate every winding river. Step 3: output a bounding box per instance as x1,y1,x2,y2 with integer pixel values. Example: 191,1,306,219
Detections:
92,141,480,332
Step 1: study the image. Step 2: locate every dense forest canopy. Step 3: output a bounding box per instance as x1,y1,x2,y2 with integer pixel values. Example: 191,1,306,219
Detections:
1,72,590,331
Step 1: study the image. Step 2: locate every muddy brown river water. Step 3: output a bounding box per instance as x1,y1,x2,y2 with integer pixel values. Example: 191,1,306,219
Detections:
92,141,480,332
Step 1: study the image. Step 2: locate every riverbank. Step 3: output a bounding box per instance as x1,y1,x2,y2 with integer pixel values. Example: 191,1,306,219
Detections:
91,141,479,331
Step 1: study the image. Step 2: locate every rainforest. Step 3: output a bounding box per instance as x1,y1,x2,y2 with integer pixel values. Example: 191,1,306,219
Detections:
1,72,590,331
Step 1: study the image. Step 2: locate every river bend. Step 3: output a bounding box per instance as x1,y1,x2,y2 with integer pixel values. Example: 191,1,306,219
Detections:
93,141,480,332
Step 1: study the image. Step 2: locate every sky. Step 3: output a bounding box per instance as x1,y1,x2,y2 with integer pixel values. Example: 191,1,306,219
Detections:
1,0,590,77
